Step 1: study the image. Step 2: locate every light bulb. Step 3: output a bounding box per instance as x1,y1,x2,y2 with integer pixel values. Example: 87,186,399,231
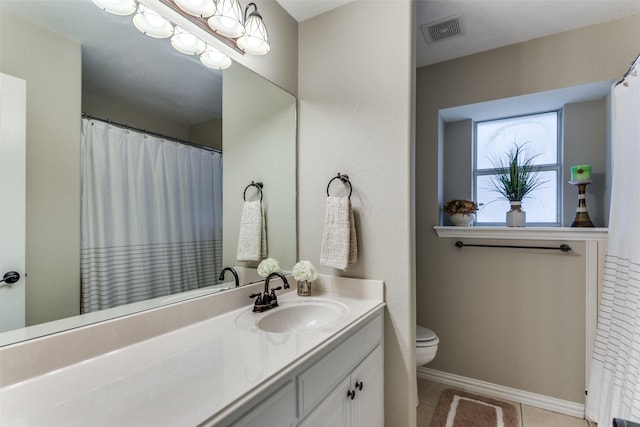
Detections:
171,27,206,55
133,5,174,38
200,46,232,70
174,0,216,18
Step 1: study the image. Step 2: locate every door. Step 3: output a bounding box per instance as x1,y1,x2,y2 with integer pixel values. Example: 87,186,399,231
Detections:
0,73,27,332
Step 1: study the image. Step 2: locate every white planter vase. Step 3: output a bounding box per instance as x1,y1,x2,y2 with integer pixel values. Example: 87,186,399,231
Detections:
450,213,475,227
506,202,526,227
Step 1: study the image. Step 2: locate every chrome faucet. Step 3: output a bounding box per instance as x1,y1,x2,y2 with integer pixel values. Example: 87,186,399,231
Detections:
219,267,239,287
250,272,290,313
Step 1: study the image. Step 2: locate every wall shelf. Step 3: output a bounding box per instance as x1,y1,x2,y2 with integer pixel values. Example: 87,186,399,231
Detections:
433,226,608,241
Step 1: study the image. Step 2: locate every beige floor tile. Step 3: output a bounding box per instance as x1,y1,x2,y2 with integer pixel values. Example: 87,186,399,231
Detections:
417,377,460,405
417,402,436,427
522,404,588,427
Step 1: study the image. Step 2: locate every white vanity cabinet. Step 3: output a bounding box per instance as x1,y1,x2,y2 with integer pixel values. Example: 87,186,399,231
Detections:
299,345,383,427
225,309,383,427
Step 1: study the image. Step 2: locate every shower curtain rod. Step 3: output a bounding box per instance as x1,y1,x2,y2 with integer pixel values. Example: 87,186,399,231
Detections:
616,52,640,86
81,113,222,154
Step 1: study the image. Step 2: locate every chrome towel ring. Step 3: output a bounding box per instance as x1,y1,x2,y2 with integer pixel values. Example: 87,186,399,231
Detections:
243,181,264,201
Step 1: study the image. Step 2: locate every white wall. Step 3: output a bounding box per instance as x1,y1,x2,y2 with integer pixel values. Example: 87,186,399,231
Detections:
298,1,416,425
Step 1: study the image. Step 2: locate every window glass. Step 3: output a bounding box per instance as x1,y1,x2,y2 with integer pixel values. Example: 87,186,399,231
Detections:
474,111,560,225
476,112,558,169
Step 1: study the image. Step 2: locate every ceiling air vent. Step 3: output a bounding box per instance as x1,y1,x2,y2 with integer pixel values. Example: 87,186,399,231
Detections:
421,15,463,44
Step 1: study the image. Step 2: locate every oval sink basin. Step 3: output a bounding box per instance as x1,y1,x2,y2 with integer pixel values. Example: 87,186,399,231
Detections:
257,301,348,333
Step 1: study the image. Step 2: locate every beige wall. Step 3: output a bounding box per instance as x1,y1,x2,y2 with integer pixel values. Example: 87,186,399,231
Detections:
83,93,222,150
0,11,82,326
222,64,297,270
190,119,222,150
82,92,190,140
416,15,640,403
298,1,416,425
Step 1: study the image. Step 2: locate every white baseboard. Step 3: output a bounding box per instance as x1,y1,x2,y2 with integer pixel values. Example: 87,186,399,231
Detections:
417,367,585,419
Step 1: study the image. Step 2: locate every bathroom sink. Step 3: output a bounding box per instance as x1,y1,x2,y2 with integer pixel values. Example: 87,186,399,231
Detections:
258,300,348,333
236,298,349,334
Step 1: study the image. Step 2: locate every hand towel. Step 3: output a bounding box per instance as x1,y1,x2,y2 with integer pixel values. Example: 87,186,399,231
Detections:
320,196,358,270
236,200,267,261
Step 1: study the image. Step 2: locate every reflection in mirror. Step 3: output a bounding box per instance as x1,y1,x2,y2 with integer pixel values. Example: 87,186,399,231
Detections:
0,1,296,346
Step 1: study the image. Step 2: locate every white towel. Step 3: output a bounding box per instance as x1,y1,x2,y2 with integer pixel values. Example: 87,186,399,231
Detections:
320,196,357,270
236,201,267,261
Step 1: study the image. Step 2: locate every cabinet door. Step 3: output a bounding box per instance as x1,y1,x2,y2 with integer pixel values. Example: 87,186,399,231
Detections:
299,376,350,427
351,345,383,427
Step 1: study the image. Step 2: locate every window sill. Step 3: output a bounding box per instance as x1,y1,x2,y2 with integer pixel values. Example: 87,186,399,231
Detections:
433,226,608,241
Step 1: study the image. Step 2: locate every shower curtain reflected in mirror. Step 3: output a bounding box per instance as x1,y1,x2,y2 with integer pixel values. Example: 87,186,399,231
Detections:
80,118,223,313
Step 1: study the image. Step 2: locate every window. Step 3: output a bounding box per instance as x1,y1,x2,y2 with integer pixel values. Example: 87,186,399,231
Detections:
473,111,562,225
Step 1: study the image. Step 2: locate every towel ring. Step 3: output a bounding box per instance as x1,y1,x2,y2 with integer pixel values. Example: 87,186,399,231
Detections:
326,173,352,199
243,181,264,202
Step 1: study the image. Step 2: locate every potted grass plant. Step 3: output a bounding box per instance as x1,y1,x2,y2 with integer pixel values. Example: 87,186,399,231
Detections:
488,143,545,227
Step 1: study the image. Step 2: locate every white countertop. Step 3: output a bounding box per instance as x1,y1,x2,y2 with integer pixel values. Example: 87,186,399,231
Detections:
0,277,384,426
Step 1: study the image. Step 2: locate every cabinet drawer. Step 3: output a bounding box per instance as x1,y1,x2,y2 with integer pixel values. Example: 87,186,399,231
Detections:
230,380,296,427
298,313,382,416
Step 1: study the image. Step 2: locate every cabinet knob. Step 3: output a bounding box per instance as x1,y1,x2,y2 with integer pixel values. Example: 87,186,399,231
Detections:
347,389,356,400
355,381,363,391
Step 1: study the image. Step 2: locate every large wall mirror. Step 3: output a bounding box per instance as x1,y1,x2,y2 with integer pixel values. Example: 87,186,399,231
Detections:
0,0,296,346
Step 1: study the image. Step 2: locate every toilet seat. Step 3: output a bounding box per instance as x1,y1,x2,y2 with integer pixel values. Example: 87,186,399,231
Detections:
416,325,439,347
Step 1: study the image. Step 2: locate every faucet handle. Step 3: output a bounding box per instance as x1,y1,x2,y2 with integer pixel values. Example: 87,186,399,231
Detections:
262,292,271,305
270,286,282,305
249,293,263,305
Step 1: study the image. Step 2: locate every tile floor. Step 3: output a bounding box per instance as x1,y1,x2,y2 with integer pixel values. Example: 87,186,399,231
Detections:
417,378,597,427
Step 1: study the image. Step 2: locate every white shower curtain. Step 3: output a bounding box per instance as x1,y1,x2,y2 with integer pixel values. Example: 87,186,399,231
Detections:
586,60,640,425
81,118,223,313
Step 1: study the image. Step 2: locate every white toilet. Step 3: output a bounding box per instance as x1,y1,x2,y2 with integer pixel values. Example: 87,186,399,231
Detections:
416,325,439,367
416,325,439,406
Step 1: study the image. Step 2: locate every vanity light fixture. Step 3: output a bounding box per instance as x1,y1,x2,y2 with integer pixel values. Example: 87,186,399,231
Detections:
200,45,232,69
92,0,272,72
236,2,269,55
133,5,174,38
171,26,206,55
92,0,137,15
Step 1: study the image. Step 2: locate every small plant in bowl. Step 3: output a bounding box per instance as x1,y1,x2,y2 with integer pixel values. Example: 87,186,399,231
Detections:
444,199,478,226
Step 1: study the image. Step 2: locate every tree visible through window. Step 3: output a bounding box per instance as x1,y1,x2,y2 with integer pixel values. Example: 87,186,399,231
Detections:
474,111,561,225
